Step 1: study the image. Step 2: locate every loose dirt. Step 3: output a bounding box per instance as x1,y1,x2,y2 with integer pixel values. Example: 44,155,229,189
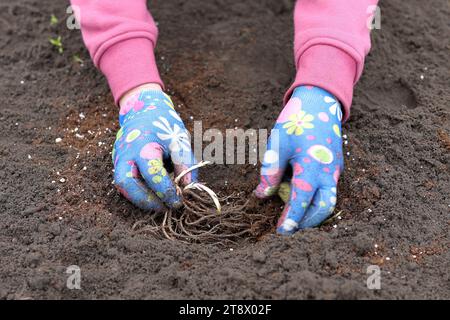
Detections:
0,0,449,299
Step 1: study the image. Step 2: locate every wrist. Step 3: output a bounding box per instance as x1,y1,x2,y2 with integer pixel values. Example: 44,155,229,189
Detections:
118,86,173,127
291,85,343,123
119,83,163,109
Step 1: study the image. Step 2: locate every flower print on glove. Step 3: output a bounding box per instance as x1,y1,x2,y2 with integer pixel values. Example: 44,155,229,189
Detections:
255,86,344,235
112,89,197,211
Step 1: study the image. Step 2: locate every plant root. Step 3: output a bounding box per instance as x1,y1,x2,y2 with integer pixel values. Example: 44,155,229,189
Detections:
133,191,277,245
132,162,278,245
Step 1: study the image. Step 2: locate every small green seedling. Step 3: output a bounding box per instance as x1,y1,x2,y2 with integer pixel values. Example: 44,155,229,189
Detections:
50,14,58,26
73,54,84,64
49,36,63,54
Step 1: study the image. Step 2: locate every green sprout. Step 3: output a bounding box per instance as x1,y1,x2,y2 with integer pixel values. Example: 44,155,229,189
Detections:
49,36,64,54
73,54,84,64
50,14,58,26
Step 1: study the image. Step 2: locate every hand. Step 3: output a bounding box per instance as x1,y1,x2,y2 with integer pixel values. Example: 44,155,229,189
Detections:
112,86,197,211
255,86,344,234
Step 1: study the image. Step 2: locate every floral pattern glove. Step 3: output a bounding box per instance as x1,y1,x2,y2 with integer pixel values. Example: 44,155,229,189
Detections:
255,86,344,234
113,89,197,211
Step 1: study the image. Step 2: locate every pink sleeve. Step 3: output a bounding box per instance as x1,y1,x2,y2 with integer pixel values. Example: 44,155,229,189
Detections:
285,0,379,121
71,0,163,104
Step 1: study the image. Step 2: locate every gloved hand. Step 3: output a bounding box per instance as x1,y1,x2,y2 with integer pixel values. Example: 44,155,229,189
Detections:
255,86,344,234
112,87,197,211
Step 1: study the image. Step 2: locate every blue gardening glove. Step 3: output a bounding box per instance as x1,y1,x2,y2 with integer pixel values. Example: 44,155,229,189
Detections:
255,86,344,234
112,89,197,211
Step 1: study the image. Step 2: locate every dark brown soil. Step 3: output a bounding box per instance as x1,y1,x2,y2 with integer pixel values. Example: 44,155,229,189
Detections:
0,0,449,299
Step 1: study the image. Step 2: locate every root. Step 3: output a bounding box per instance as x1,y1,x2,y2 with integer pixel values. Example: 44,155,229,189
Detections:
132,163,277,245
134,192,274,245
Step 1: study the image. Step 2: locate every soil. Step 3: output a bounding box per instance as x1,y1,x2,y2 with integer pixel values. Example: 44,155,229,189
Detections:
0,0,449,299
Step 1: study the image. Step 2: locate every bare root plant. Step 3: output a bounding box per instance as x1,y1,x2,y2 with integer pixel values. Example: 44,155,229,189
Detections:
132,162,277,245
133,191,277,245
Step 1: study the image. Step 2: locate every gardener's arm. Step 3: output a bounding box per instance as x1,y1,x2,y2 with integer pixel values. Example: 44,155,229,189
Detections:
72,0,197,211
255,0,379,234
70,0,163,102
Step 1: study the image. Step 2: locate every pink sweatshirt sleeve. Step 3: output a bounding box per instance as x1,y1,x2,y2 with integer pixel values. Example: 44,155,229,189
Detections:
285,0,379,121
70,0,163,104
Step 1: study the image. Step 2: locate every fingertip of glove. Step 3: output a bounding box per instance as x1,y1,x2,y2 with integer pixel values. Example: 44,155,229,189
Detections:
276,219,298,236
171,199,184,210
254,184,277,199
253,187,266,199
276,228,295,236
